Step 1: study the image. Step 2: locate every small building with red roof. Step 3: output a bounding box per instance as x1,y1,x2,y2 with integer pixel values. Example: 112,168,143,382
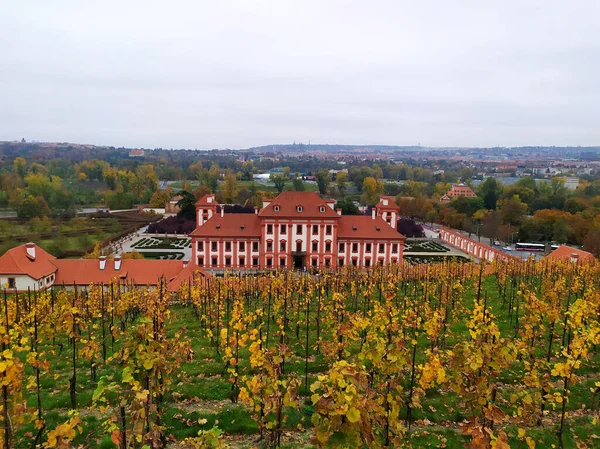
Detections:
440,184,478,203
190,191,405,271
0,243,206,293
545,245,595,264
0,243,58,291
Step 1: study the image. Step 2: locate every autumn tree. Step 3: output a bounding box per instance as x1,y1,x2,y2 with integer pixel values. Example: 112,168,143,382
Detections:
149,188,174,208
220,171,239,203
292,173,305,191
315,170,331,195
13,156,27,177
16,195,50,219
270,174,286,194
498,195,528,226
336,171,347,197
361,177,383,205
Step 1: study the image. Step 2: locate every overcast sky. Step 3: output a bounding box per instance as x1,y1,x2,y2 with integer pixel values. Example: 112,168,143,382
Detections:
1,1,599,149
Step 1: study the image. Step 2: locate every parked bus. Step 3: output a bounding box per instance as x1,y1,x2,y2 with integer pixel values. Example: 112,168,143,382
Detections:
515,242,545,252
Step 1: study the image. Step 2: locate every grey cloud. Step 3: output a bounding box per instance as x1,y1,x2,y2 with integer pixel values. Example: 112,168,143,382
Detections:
1,0,599,148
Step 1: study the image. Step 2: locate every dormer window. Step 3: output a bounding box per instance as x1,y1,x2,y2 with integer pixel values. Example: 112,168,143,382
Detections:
319,206,326,213
274,205,280,212
297,205,303,213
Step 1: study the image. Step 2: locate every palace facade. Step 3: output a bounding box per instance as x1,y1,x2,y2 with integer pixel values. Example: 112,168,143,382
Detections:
189,192,405,271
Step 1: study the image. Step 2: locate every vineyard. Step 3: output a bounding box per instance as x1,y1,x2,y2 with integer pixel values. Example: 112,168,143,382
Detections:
0,260,599,448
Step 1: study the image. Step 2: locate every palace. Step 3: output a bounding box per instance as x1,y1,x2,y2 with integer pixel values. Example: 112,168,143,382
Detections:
190,191,405,271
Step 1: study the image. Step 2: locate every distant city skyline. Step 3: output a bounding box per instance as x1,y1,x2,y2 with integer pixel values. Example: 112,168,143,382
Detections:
2,1,599,149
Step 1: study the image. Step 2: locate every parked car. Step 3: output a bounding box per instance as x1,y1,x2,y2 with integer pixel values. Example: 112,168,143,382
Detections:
502,246,512,251
494,240,501,246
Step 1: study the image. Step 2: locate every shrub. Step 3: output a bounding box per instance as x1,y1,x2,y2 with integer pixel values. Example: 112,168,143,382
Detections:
397,218,425,238
147,216,196,235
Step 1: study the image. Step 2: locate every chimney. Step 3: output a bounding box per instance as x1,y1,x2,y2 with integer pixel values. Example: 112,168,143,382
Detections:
221,208,224,218
570,253,579,263
25,242,36,259
183,259,190,269
255,207,259,215
99,256,107,270
114,255,122,270
336,208,342,216
372,209,376,220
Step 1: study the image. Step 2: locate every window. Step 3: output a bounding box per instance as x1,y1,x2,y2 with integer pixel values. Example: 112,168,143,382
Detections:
225,257,231,266
198,257,204,266
352,259,358,266
280,224,286,234
252,257,259,267
339,258,344,267
8,278,15,289
239,257,245,267
267,258,273,267
392,243,398,254
280,241,286,252
297,206,303,212
312,242,318,251
267,224,273,234
378,259,384,266
365,259,371,268
211,257,218,267
211,242,217,251
239,242,245,252
326,225,332,235
312,224,318,234
197,241,204,251
352,243,358,253
366,243,372,253
325,242,331,252
296,225,303,234
296,242,302,252
274,206,280,212
280,258,286,267
325,258,331,267
312,258,317,267
319,206,325,212
267,241,273,251
252,242,259,252
225,242,231,252
379,243,385,253
339,242,345,252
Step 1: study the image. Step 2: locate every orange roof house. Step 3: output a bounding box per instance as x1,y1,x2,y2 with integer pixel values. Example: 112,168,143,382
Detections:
0,243,206,293
441,184,477,203
0,243,57,281
545,245,595,264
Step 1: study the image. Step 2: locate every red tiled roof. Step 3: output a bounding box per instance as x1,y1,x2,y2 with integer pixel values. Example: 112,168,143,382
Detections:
545,245,595,263
447,184,477,197
167,263,206,291
0,244,57,280
53,259,191,286
195,194,217,207
259,191,340,218
338,216,405,240
189,214,261,238
377,196,400,210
